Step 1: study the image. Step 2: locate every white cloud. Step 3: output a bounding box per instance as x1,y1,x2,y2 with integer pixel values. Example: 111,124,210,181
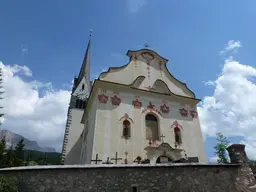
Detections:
199,41,256,159
220,40,242,55
0,61,71,151
126,0,148,13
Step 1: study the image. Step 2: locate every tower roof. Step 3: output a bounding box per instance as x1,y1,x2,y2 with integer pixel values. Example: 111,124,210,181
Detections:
77,30,92,91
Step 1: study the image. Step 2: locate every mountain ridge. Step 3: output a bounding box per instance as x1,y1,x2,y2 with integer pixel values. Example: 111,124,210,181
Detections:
0,129,56,152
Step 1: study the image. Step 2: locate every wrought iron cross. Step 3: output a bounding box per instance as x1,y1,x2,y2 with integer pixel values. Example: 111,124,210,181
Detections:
91,154,102,164
102,157,113,164
144,43,150,48
111,152,122,164
160,134,165,143
124,151,128,164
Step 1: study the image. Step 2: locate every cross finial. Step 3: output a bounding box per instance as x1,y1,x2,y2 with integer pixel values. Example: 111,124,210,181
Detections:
144,43,150,48
89,29,92,40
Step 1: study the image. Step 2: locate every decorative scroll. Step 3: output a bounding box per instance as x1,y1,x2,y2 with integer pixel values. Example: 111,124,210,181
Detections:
111,95,121,106
160,104,170,114
190,110,198,118
142,102,161,115
132,99,142,108
98,94,108,104
119,113,134,123
179,108,188,117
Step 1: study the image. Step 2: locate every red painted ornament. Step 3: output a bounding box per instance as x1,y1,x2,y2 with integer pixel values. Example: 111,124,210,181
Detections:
111,95,121,106
142,102,162,115
190,110,198,118
132,99,142,108
148,102,155,109
98,94,108,104
160,104,170,114
179,108,188,117
119,113,134,123
141,52,154,61
152,140,157,146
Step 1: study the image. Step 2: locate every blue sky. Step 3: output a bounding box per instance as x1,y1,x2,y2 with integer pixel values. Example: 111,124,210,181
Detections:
1,0,256,160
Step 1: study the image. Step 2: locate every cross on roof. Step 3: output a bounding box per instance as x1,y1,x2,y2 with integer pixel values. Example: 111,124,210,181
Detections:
111,152,122,164
91,154,102,164
160,134,165,143
144,43,150,48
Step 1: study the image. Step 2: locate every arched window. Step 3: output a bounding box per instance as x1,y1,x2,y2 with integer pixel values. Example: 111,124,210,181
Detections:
122,120,131,138
82,84,85,90
145,114,159,140
174,127,182,145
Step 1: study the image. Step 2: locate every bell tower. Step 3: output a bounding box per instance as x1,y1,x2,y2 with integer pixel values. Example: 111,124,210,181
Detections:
61,30,92,164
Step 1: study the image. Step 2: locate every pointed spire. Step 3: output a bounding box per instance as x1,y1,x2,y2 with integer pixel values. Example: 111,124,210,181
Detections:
77,29,92,92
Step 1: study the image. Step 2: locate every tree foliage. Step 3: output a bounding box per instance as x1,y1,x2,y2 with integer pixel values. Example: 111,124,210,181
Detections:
214,132,230,164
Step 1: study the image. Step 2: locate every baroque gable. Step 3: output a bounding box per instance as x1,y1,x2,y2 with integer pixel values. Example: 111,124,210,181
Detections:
99,49,196,98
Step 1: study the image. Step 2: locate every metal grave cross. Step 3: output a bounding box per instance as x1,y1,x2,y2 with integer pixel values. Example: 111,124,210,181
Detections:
91,154,102,164
124,151,128,164
160,134,165,143
102,157,113,164
111,152,122,164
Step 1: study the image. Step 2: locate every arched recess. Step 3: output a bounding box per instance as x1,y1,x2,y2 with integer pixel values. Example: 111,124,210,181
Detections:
145,113,160,141
122,120,131,139
156,155,172,164
174,127,182,145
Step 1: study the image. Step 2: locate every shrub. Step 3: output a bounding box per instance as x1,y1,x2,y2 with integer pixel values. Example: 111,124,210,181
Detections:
0,176,18,192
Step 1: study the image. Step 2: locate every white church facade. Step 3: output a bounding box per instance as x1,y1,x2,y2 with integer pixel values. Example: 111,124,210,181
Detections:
61,38,207,165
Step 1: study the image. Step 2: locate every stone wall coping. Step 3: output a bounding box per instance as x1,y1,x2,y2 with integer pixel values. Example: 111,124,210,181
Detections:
0,163,240,172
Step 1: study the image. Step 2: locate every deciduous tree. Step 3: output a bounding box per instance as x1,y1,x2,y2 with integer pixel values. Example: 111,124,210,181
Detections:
214,132,230,164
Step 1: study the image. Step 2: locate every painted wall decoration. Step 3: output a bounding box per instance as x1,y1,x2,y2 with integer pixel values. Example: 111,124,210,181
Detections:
142,101,161,115
159,61,163,78
141,52,154,61
160,104,170,114
179,108,188,117
111,95,121,106
149,140,158,147
133,55,138,68
132,98,142,109
98,94,108,104
119,113,134,123
190,110,198,118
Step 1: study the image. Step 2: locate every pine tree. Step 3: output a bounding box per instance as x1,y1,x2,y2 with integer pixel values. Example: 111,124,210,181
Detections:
13,138,25,166
0,67,4,124
5,145,15,167
214,132,230,164
0,137,6,167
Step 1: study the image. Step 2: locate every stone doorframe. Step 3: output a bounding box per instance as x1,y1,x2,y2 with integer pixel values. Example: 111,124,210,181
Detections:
144,142,184,165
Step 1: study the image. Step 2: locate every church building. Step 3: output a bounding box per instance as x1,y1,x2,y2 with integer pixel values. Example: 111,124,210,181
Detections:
61,36,207,165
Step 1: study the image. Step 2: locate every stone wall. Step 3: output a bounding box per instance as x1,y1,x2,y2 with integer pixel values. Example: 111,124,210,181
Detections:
0,144,255,192
0,164,242,192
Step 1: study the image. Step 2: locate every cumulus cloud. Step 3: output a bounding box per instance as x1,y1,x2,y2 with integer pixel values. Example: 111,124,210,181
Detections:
0,61,71,151
220,40,242,55
199,41,256,159
126,0,148,13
